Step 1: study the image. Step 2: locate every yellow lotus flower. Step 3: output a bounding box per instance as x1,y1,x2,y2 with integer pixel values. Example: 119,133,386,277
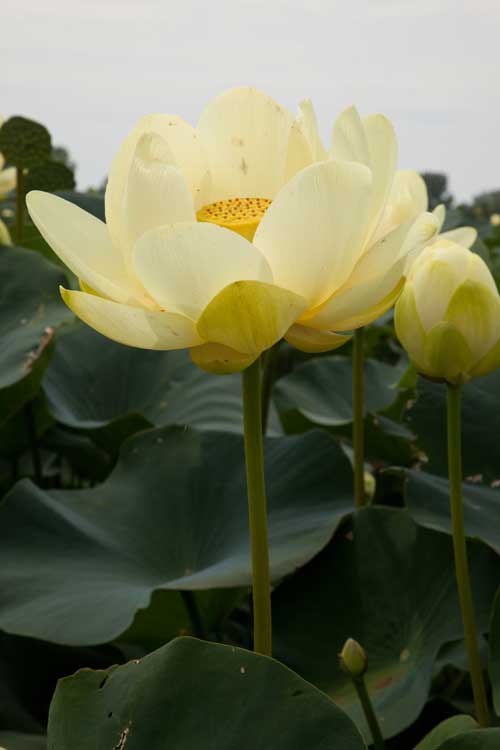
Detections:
0,116,16,199
27,88,441,373
395,240,500,384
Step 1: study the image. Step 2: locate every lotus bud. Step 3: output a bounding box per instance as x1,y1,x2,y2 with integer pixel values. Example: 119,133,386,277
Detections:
339,638,368,678
395,240,500,384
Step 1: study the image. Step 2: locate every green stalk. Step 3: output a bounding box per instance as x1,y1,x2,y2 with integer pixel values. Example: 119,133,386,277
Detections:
16,167,24,244
242,357,272,656
353,327,365,508
261,344,279,435
446,383,490,727
180,590,207,640
352,675,386,750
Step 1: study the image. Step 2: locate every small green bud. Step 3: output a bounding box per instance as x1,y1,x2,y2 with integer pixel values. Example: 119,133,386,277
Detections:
339,638,368,678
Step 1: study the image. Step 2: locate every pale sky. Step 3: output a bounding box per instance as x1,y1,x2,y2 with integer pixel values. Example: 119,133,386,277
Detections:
3,0,500,201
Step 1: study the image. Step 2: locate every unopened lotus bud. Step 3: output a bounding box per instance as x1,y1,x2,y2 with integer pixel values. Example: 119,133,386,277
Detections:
339,638,368,678
395,240,500,384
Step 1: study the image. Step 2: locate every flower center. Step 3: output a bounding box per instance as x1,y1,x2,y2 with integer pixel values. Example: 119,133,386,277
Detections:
196,197,272,241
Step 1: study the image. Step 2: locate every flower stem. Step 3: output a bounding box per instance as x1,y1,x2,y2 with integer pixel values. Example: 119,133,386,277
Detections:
352,675,386,750
16,166,24,244
180,590,207,640
242,357,272,656
261,344,279,435
353,327,365,508
446,383,490,727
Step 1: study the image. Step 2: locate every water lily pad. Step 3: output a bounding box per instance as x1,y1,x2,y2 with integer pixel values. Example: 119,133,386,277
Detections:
272,507,500,741
434,729,500,749
274,355,401,432
406,470,500,554
0,426,353,645
416,716,478,750
47,637,367,750
405,374,500,480
0,246,72,425
43,322,281,444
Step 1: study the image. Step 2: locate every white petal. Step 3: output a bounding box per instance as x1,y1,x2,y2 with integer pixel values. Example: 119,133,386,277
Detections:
61,288,202,350
117,134,195,267
26,191,147,305
296,99,327,161
439,226,477,249
133,222,272,320
304,257,406,331
374,170,428,242
196,87,294,202
331,105,370,164
254,159,373,307
106,113,208,254
361,113,398,236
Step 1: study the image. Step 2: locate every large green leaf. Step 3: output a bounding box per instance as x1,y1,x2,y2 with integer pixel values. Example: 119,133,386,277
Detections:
0,426,353,645
433,730,500,749
0,246,72,425
47,637,367,750
274,355,401,431
405,374,500,479
272,507,500,741
0,734,45,750
406,470,500,554
43,322,280,442
416,716,478,750
490,588,500,716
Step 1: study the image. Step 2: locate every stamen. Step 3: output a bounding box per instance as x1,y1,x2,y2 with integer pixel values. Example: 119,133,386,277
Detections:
197,197,272,241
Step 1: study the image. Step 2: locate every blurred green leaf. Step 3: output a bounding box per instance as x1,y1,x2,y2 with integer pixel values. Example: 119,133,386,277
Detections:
406,470,500,554
272,507,500,741
489,588,500,716
0,426,353,645
0,733,46,749
405,373,500,480
0,246,72,426
47,638,367,750
432,729,500,749
415,716,478,750
24,161,75,193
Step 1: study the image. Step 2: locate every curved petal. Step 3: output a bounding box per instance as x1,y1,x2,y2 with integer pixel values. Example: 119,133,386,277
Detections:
26,191,149,306
296,99,327,161
470,335,500,379
438,226,477,249
0,166,16,196
284,121,314,184
433,204,446,232
0,217,11,246
331,105,370,164
133,222,272,320
106,114,208,253
374,170,428,242
394,284,427,369
60,288,202,350
190,342,258,374
196,280,308,355
331,107,397,238
423,321,473,384
106,113,208,215
361,113,398,236
254,159,373,307
304,268,405,332
444,279,500,359
117,134,195,268
285,324,351,353
196,87,294,202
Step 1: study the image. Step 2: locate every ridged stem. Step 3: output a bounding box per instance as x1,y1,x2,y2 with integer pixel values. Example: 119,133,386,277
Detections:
353,327,365,508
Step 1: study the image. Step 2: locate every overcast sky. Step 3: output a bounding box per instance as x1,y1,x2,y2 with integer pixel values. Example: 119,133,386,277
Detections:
3,0,500,201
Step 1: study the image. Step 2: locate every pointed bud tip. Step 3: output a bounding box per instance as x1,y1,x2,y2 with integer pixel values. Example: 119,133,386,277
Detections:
339,638,368,678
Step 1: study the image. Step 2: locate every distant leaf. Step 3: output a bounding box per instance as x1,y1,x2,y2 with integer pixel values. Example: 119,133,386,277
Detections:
0,117,51,169
24,161,75,193
415,716,478,750
0,733,45,750
272,507,500,741
489,588,500,716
